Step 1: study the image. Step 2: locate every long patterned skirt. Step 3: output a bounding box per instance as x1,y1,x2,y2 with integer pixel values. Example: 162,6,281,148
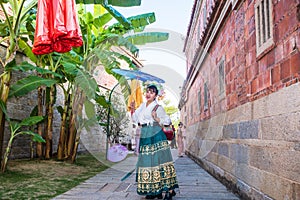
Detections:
136,125,179,196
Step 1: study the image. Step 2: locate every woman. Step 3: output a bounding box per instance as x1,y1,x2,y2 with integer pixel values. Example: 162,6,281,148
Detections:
132,85,178,200
177,122,184,157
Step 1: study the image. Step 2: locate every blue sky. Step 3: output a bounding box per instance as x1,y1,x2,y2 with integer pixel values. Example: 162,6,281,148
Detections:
116,0,194,35
115,1,195,107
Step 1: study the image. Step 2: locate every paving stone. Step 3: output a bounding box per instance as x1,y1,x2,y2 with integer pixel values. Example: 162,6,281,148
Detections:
53,150,240,200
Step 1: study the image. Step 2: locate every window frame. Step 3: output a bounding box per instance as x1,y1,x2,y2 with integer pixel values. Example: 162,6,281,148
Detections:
254,0,274,57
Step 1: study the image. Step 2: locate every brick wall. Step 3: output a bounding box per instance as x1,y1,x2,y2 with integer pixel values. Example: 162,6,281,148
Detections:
182,0,300,199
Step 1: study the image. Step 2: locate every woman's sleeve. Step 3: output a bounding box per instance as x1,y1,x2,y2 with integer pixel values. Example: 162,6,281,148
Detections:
132,104,142,123
156,106,171,125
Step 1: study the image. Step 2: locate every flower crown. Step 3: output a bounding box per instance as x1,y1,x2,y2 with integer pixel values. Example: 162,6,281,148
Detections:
142,81,165,99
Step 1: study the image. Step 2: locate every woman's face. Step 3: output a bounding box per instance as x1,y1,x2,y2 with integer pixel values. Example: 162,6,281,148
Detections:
145,88,157,102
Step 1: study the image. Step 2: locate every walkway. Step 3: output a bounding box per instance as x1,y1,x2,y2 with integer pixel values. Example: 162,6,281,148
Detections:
53,150,240,200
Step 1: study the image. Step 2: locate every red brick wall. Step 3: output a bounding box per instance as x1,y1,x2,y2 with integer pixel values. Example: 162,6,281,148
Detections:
184,0,299,122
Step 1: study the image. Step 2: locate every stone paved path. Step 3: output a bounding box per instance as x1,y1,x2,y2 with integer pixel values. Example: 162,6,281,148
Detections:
53,150,240,200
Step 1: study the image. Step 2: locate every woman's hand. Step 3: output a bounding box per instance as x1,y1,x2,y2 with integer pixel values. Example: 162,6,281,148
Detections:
152,110,160,123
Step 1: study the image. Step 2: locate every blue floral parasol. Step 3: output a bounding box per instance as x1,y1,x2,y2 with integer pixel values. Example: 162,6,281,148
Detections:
112,69,165,83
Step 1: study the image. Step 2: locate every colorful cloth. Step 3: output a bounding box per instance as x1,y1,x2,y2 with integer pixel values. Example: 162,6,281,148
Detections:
136,125,179,196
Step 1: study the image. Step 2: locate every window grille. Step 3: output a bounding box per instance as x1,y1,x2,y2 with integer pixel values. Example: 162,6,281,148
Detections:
255,0,274,56
204,82,208,110
198,90,202,113
218,60,225,95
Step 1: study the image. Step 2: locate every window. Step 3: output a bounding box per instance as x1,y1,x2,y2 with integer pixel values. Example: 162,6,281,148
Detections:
197,90,202,113
255,0,274,56
218,59,225,95
203,1,207,29
190,104,193,118
231,0,239,10
204,82,208,110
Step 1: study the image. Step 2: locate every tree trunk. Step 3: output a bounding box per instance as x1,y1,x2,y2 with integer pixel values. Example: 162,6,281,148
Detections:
67,88,84,160
57,94,70,160
71,137,80,163
0,117,5,167
0,72,11,167
67,111,76,159
37,87,44,158
1,132,13,173
45,86,55,159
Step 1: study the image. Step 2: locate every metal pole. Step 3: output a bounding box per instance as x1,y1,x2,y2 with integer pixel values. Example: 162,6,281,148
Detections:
106,82,120,160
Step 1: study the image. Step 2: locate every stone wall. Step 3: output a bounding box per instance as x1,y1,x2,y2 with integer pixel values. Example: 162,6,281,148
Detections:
0,47,106,160
185,82,300,199
182,0,300,199
0,55,62,159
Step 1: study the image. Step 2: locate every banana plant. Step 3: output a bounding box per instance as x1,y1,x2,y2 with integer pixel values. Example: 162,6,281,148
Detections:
51,5,169,162
0,1,169,164
0,0,37,165
0,99,45,173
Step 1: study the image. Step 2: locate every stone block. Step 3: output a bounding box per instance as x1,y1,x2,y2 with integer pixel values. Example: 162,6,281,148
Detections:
230,143,249,164
223,123,238,139
225,102,252,124
253,82,300,118
260,112,300,141
218,143,229,157
239,120,259,139
218,155,235,174
259,169,296,200
250,146,300,183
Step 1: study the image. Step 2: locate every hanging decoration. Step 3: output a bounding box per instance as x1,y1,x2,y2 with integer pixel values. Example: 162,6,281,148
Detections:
32,0,83,55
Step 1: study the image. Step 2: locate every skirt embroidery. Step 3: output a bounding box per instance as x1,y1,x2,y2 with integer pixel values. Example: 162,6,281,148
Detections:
136,125,179,195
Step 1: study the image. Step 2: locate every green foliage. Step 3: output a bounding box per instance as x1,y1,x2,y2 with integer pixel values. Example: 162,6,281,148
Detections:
0,105,45,172
74,69,98,100
18,38,37,63
5,61,63,78
109,12,156,33
75,0,141,7
0,99,8,121
8,76,57,98
8,116,45,142
96,92,129,142
125,32,169,45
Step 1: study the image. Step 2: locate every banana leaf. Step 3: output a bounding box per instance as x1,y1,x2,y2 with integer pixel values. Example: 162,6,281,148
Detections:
75,0,141,7
84,99,96,119
19,116,44,126
95,94,108,107
74,69,98,100
125,32,169,45
0,100,9,122
101,4,131,29
109,12,156,32
9,76,57,98
5,61,63,79
18,38,37,63
21,131,46,143
93,13,113,29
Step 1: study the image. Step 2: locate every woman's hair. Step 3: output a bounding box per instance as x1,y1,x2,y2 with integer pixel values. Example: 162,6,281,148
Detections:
147,85,159,95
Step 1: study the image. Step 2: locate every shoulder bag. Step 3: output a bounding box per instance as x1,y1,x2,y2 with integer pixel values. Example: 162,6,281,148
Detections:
152,105,175,141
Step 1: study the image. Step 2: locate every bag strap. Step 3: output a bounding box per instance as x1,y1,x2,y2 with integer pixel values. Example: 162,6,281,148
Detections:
152,104,159,112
